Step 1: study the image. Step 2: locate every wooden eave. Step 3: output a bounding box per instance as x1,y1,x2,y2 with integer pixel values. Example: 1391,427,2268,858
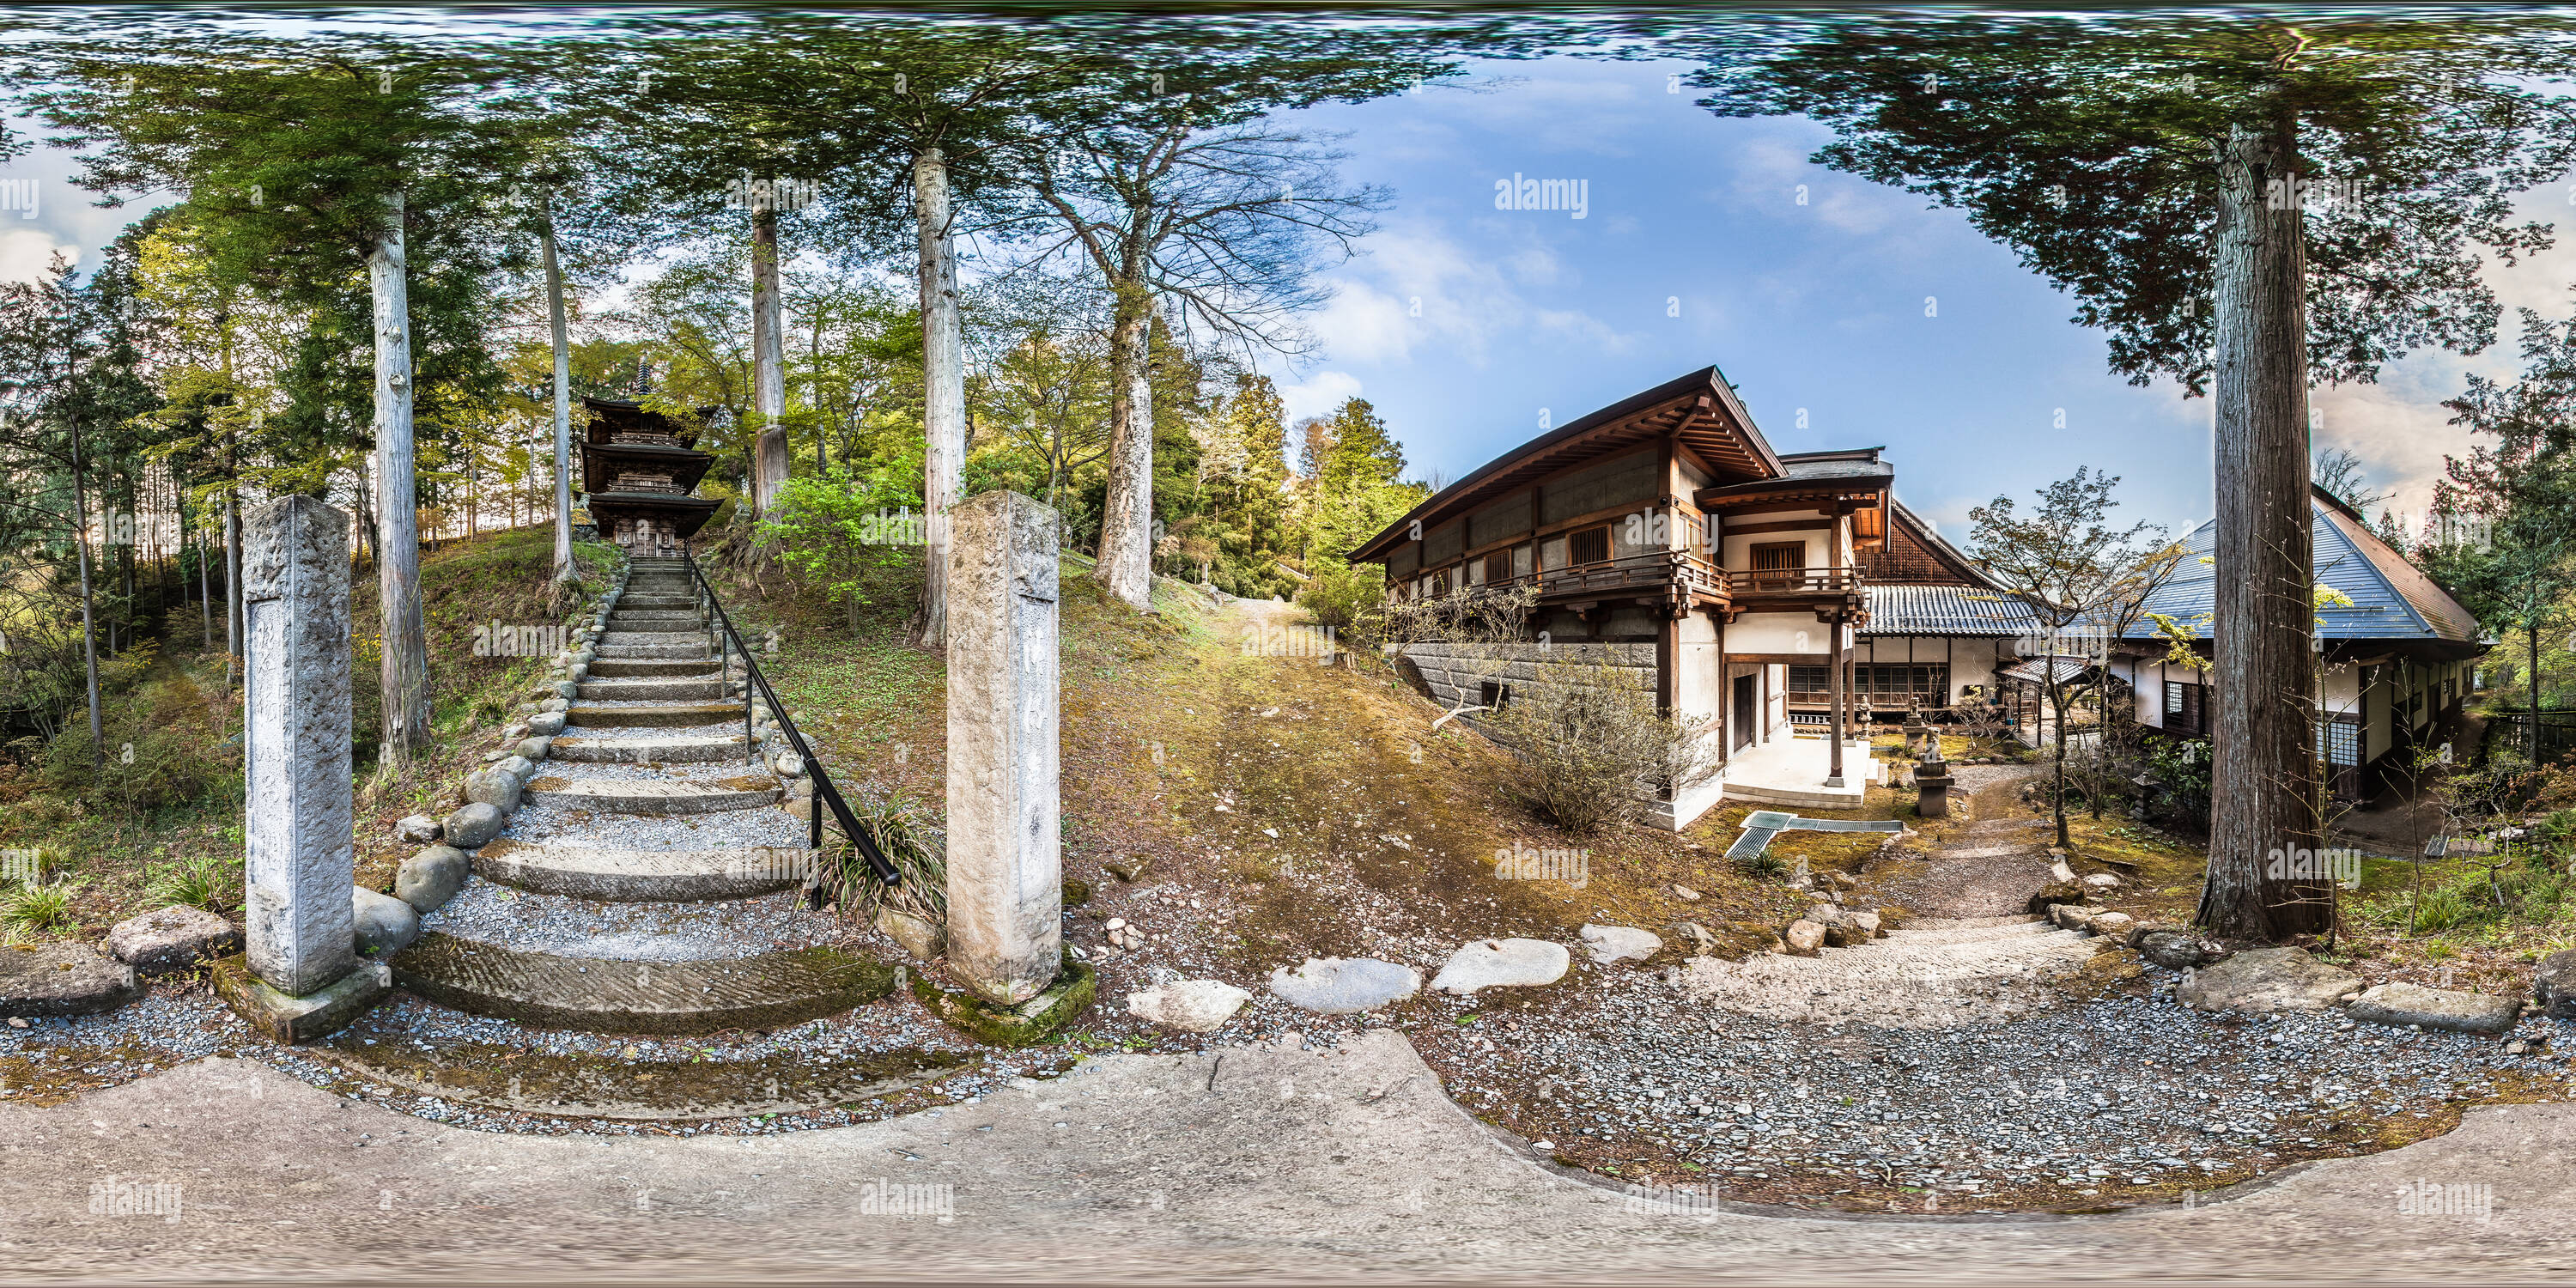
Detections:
1347,367,1783,564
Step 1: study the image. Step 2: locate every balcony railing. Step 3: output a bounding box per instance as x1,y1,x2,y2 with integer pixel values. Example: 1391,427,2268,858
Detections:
1726,567,1865,597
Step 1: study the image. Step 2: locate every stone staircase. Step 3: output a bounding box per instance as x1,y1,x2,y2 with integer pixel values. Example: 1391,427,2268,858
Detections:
384,556,897,1036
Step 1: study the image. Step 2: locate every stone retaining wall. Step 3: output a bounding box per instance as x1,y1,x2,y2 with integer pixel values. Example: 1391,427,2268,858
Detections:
1400,641,1654,712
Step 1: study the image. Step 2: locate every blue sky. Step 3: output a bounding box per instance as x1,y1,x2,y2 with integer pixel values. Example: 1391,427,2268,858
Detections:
1255,55,2576,542
5,46,2571,544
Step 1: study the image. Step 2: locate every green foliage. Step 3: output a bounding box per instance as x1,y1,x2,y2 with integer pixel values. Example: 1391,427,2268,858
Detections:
0,880,81,934
761,465,927,631
144,852,240,913
1294,562,1384,634
839,791,949,925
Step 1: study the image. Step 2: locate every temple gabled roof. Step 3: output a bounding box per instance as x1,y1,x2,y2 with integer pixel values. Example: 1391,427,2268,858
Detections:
2119,484,2486,658
1346,366,1786,563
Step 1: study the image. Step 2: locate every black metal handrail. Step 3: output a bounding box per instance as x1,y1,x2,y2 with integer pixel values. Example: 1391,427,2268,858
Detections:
673,548,901,893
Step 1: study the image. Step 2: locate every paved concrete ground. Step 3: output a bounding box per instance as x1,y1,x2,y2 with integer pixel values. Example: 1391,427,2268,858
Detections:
3,1030,2570,1285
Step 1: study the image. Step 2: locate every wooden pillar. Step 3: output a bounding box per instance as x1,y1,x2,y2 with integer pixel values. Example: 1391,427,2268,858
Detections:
1826,619,1847,787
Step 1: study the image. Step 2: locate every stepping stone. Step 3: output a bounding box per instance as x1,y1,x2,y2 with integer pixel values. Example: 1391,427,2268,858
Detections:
0,942,142,1017
1580,924,1662,964
389,933,896,1034
523,775,781,815
2348,981,2522,1035
2177,946,2360,1015
2536,950,2576,1019
576,677,732,702
105,906,240,975
472,840,813,902
550,734,750,764
1268,957,1420,1014
566,702,741,728
1126,979,1251,1032
1430,939,1570,995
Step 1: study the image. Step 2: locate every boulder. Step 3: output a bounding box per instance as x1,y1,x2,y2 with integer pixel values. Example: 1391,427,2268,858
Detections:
2178,946,2360,1015
2027,879,2087,917
104,906,238,975
0,942,141,1017
2050,902,2096,932
1126,979,1252,1033
538,697,569,714
1667,922,1719,957
463,769,522,812
2085,911,2138,942
442,802,507,850
877,907,946,961
395,846,470,914
526,712,567,737
2348,981,2521,1036
495,755,537,784
351,887,420,957
2133,927,2208,969
2534,951,2576,1020
553,680,580,699
2081,872,2123,894
392,814,443,845
1429,939,1569,995
1783,919,1827,955
1579,924,1662,965
1269,957,1421,1014
515,737,552,762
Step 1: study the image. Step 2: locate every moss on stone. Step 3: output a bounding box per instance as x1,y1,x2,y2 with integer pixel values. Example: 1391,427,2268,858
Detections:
908,951,1097,1048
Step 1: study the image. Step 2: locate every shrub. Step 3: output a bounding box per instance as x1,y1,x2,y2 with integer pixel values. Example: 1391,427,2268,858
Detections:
1474,663,1723,835
838,790,948,925
1294,563,1383,635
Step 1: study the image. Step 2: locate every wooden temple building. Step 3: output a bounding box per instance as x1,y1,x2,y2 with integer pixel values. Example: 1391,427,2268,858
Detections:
578,397,719,554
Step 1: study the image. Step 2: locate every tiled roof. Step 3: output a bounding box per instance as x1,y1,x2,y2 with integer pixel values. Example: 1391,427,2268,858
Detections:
2120,485,2482,644
2000,655,2097,685
1863,584,2043,636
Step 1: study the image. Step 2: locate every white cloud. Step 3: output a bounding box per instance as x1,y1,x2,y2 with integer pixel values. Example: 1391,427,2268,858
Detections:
0,226,78,283
1279,369,1364,424
1303,217,1638,370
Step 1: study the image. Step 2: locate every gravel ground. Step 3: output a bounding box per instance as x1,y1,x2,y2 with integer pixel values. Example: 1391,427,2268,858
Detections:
423,880,853,959
1406,963,2576,1210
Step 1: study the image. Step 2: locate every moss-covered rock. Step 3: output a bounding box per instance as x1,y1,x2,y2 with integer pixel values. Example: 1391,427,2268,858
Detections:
908,951,1097,1048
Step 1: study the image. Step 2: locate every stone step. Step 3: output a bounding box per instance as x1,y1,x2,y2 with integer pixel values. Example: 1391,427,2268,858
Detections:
600,629,708,647
594,642,714,660
523,774,781,814
549,734,750,764
471,840,811,901
610,609,706,625
617,594,700,607
585,658,722,678
565,702,743,728
311,1040,975,1121
577,677,733,702
623,584,694,595
389,933,895,1035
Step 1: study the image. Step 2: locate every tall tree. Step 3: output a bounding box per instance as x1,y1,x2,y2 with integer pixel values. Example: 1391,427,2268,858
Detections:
1684,14,2576,939
2436,300,2576,765
30,36,526,771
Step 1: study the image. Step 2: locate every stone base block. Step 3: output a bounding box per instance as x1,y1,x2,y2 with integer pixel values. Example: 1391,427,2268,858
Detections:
211,955,391,1044
908,953,1095,1048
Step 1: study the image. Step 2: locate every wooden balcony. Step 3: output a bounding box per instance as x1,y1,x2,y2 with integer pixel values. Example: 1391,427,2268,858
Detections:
1727,568,1866,598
